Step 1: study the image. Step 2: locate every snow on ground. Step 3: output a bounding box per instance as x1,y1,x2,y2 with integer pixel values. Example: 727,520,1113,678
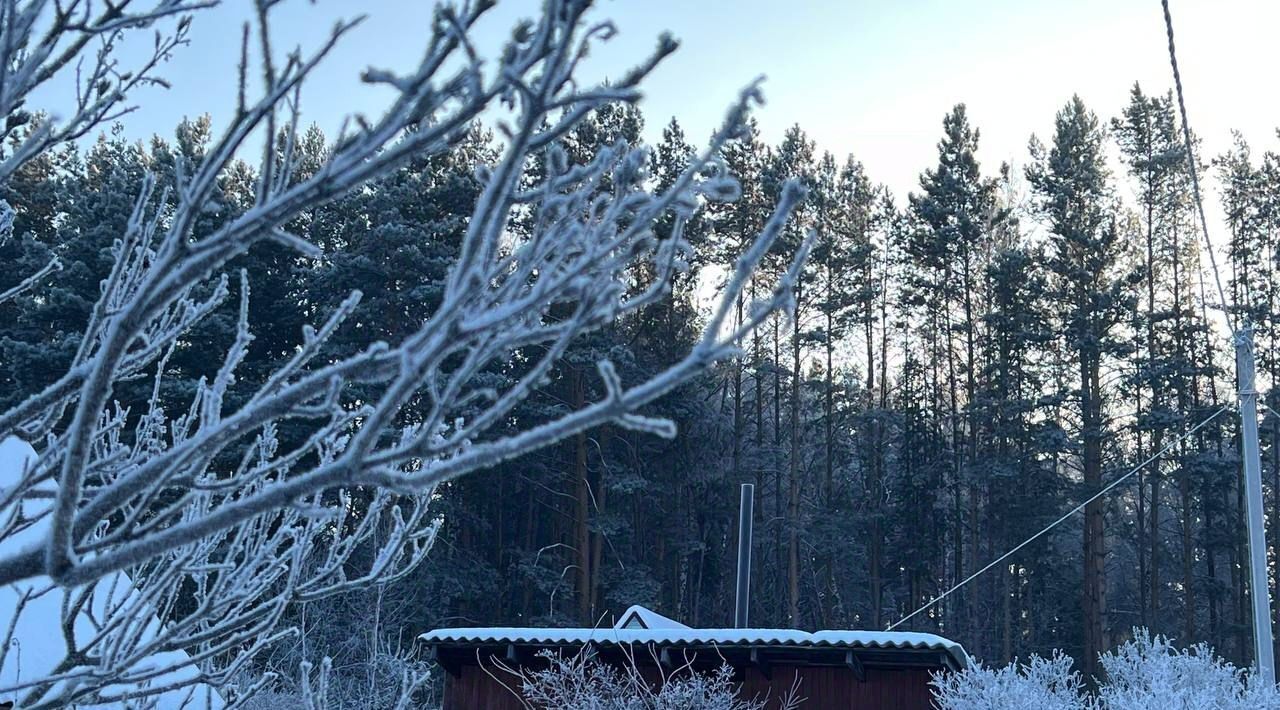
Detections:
0,436,224,708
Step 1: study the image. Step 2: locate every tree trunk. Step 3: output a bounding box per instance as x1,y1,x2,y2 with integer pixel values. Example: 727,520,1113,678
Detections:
591,439,606,621
942,285,965,635
788,287,802,626
1171,223,1196,643
1082,354,1107,680
573,370,592,624
961,252,982,645
1150,435,1163,624
1144,155,1162,630
734,292,744,489
773,312,785,621
872,255,889,629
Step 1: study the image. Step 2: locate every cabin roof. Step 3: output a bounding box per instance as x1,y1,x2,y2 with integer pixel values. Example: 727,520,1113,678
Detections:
419,606,969,670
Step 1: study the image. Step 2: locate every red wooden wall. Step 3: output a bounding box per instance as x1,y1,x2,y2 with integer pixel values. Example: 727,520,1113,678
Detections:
442,664,527,710
739,666,936,709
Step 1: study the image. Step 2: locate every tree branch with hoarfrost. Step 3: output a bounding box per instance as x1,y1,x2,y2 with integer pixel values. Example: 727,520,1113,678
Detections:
0,0,207,307
0,0,809,705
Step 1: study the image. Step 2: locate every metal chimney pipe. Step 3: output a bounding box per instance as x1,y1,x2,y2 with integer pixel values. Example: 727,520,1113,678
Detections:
734,483,754,629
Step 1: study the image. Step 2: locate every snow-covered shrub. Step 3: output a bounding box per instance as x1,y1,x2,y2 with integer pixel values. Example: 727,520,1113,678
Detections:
241,655,431,710
932,629,1280,710
931,651,1087,710
503,649,800,710
236,691,310,710
255,580,436,709
1097,630,1280,710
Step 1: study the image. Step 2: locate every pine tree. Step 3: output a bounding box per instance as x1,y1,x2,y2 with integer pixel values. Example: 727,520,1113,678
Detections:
1111,85,1187,631
978,243,1062,662
0,121,75,410
808,151,879,625
1217,133,1280,660
909,103,999,641
763,124,816,626
1027,96,1136,677
0,128,152,411
705,117,773,624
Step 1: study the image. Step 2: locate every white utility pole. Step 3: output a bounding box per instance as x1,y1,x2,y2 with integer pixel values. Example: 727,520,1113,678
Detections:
1237,322,1275,684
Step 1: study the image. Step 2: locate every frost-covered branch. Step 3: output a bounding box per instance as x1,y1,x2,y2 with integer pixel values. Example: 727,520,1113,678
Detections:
0,0,805,705
492,647,803,710
0,1,200,308
0,0,210,185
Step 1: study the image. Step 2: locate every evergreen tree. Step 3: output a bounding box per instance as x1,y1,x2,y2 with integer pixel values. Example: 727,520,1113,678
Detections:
908,103,999,641
0,122,75,409
763,123,816,626
705,117,775,624
977,244,1066,661
0,128,151,411
5,85,1269,683
1112,85,1186,631
1026,96,1136,677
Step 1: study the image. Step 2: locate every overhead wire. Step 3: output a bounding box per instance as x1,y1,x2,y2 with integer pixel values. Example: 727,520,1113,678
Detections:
889,0,1249,635
887,404,1230,631
1162,0,1236,334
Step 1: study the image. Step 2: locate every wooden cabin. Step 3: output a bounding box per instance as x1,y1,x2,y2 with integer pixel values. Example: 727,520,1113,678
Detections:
421,606,967,709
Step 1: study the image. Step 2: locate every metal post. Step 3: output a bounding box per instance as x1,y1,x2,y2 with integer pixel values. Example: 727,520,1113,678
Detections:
1237,323,1275,684
734,484,754,629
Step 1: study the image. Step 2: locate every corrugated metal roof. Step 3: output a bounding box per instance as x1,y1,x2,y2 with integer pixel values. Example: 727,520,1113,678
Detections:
420,625,968,668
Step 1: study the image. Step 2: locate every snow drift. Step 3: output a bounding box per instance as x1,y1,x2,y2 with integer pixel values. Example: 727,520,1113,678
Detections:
0,436,223,708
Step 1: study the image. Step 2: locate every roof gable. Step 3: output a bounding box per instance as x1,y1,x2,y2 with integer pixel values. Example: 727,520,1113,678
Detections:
614,605,689,630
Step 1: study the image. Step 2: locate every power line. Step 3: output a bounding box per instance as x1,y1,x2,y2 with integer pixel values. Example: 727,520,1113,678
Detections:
887,404,1230,632
886,0,1250,644
1161,0,1236,334
1164,1,1273,680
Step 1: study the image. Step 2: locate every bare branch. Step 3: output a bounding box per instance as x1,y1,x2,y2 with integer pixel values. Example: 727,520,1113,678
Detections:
0,0,807,705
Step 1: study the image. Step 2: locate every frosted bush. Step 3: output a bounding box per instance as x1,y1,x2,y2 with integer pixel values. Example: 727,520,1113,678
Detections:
1097,630,1280,710
235,691,310,710
932,651,1087,710
932,629,1280,709
503,649,800,710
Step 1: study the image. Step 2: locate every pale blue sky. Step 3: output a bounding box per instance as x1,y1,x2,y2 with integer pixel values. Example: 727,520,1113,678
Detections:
36,0,1280,207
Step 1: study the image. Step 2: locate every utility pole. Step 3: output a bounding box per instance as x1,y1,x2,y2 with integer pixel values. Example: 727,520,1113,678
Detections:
1161,0,1275,675
1237,322,1275,684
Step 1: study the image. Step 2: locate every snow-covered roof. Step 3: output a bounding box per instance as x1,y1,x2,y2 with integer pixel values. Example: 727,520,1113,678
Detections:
421,606,969,669
615,604,689,630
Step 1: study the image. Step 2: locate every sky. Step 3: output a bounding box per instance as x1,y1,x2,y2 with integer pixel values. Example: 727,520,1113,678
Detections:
33,0,1280,223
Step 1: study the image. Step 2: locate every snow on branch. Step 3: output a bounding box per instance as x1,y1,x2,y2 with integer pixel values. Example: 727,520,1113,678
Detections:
0,0,209,186
0,0,806,705
493,646,804,709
